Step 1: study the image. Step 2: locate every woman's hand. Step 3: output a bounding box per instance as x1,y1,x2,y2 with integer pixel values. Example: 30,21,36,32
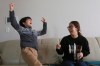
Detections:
41,17,46,23
77,52,83,60
56,44,61,49
9,3,14,11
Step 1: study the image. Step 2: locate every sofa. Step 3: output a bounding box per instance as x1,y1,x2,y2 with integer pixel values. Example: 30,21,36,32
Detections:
0,37,100,66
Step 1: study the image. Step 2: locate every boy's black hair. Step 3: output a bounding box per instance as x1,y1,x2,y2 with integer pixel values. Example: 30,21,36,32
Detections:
19,17,32,27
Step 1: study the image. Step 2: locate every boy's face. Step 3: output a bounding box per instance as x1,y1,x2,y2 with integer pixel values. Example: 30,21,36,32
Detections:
23,19,32,28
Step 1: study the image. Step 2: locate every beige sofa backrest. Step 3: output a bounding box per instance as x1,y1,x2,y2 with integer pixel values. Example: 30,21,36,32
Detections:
0,37,100,65
84,37,100,61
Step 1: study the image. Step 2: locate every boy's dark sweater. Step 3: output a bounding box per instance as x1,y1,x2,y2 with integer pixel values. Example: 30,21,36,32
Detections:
9,11,47,51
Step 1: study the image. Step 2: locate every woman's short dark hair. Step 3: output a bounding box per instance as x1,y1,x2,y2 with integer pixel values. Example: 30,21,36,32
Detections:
19,17,32,27
70,21,82,35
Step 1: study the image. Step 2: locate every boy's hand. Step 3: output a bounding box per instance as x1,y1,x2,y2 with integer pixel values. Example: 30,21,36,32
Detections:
9,3,14,11
41,17,47,23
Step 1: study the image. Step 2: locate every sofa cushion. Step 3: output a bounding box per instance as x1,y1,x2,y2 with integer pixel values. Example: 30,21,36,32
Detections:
84,37,100,61
38,38,61,64
95,37,100,48
1,40,21,64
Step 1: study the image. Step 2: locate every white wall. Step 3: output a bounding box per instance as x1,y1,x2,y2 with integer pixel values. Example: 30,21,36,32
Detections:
0,0,100,42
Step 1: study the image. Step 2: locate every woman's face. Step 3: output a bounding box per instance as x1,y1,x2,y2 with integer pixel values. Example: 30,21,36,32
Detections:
23,19,32,28
67,23,78,35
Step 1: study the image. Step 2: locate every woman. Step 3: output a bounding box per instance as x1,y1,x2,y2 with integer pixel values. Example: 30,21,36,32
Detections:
56,21,90,66
9,3,47,66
